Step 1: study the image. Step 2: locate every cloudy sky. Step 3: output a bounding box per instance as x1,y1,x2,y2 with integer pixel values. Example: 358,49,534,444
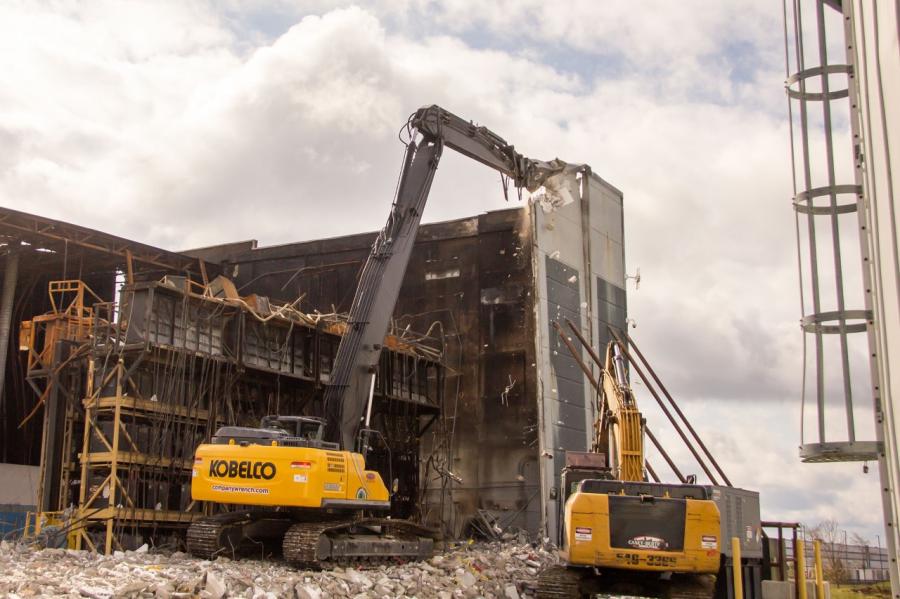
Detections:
0,1,884,541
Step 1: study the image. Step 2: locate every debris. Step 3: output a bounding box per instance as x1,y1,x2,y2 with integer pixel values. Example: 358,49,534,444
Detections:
0,540,556,598
534,169,580,212
470,509,504,541
205,571,226,599
341,569,373,591
457,570,477,588
500,375,516,406
295,584,322,599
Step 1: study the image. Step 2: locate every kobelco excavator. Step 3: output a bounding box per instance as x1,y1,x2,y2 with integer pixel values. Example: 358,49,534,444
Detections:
187,105,581,566
537,336,758,599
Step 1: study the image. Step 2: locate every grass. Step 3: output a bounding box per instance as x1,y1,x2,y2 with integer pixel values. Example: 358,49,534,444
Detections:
829,582,890,599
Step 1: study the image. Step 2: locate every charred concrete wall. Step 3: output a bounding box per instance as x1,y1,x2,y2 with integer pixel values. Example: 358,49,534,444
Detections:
0,173,626,543
188,209,541,536
190,180,627,540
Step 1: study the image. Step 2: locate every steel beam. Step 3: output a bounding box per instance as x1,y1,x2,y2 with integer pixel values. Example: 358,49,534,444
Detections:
0,251,19,406
0,207,211,275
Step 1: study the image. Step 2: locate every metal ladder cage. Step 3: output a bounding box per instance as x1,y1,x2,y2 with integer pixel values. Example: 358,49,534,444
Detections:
783,0,879,462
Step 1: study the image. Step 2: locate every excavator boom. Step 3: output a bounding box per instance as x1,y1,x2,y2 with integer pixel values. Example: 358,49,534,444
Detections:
324,105,575,449
601,342,645,481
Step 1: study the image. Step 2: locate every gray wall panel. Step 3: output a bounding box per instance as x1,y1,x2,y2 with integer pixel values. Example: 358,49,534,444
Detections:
546,256,587,458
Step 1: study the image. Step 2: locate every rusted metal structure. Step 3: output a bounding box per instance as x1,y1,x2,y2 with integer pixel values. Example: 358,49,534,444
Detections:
189,209,546,537
1,208,442,552
21,277,441,552
0,207,214,467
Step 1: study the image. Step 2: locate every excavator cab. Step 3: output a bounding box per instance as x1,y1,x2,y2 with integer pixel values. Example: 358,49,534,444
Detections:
260,415,328,442
210,416,340,450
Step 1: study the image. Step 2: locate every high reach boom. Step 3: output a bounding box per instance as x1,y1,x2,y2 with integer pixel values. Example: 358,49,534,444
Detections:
323,105,578,450
599,341,645,481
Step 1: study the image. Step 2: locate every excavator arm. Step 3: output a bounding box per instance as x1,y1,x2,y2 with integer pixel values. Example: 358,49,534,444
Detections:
411,106,572,189
324,105,577,449
599,341,645,481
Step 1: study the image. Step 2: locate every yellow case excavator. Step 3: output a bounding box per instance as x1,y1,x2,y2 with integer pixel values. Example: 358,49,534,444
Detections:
537,341,729,599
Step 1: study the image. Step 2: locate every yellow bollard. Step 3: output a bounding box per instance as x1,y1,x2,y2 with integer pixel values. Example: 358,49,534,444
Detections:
814,540,825,599
732,537,744,599
796,539,808,599
23,512,34,539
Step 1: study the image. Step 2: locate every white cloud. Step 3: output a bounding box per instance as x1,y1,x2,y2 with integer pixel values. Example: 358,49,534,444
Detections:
644,401,883,539
0,1,882,541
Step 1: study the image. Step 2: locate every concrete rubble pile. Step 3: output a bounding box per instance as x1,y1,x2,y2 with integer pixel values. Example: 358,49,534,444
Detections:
0,539,556,599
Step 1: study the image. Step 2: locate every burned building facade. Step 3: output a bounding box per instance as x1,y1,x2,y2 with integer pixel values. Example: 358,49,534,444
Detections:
1,209,441,551
187,171,626,542
0,169,624,547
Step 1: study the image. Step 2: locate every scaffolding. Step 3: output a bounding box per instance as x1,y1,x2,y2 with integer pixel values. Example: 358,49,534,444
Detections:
74,350,212,553
20,281,102,513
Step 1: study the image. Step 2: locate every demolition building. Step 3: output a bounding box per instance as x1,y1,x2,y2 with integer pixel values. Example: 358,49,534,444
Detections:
0,170,625,550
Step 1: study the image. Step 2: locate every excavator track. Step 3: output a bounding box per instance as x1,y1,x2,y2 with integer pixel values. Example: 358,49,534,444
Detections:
536,566,717,599
186,512,253,560
282,520,345,565
283,518,436,568
666,574,718,599
187,513,435,567
186,511,292,560
536,565,587,598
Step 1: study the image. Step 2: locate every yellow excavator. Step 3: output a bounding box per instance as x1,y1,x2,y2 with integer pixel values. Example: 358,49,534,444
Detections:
537,332,758,599
186,105,580,566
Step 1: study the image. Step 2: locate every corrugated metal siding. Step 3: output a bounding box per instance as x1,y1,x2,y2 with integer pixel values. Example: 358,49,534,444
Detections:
545,256,588,460
597,277,627,352
532,172,626,542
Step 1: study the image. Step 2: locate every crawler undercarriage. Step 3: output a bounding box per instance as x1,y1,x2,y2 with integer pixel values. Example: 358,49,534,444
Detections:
537,564,718,599
187,510,436,568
